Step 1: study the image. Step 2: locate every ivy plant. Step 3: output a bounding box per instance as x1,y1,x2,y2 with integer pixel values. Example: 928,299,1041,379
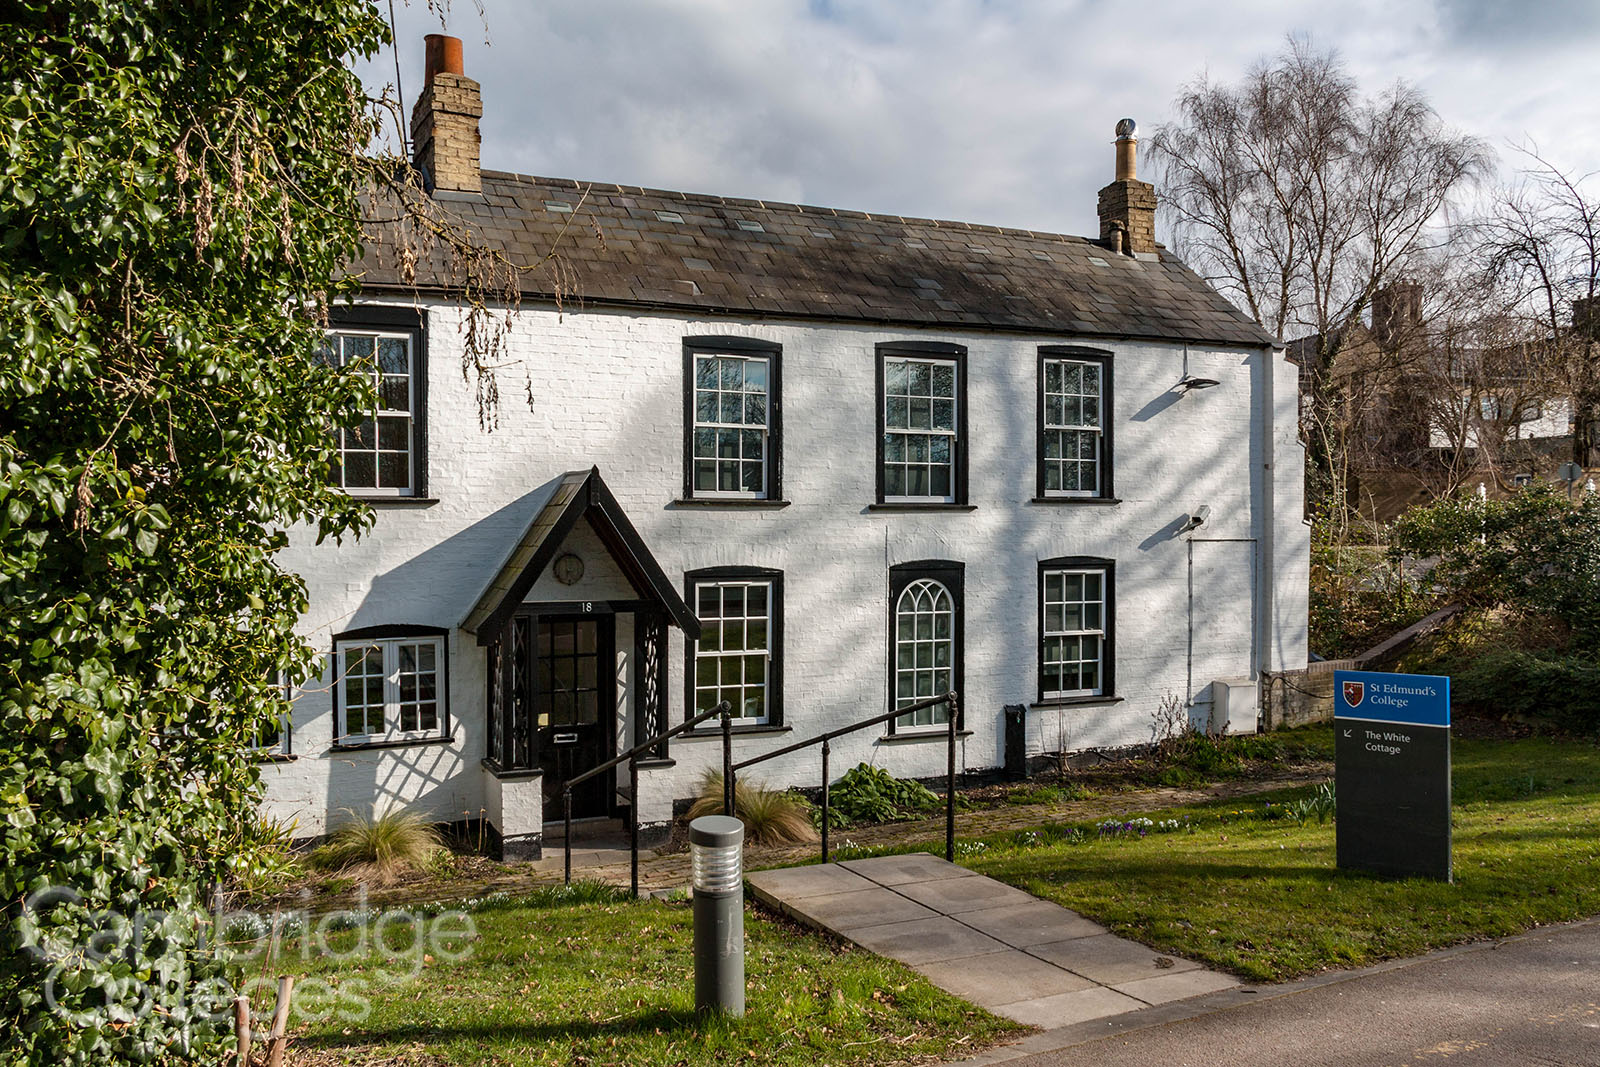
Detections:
1,2,388,1062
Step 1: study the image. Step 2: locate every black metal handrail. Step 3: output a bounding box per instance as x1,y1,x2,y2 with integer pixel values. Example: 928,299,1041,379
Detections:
733,691,959,864
561,700,733,896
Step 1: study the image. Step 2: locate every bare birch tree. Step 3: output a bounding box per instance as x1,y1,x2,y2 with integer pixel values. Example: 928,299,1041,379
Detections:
1148,39,1490,524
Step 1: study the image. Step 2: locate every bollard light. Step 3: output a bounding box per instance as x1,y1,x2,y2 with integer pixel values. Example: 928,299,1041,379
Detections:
689,814,745,1017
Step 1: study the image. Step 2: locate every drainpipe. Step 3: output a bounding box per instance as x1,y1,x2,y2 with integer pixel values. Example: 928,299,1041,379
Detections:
1257,343,1280,730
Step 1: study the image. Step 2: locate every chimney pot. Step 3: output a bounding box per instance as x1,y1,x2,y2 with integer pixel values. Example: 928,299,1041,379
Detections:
424,34,465,87
1114,118,1137,181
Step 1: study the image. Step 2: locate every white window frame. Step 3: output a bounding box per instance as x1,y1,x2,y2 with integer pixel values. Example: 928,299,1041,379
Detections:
1041,567,1107,699
326,329,416,497
690,353,771,498
883,357,959,503
894,578,955,729
691,579,773,724
1042,358,1103,497
334,635,447,744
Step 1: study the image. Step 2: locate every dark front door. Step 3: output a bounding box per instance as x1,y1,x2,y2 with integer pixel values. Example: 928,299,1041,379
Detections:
537,614,616,818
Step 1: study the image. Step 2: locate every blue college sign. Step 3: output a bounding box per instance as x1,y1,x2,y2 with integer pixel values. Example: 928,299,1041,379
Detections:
1334,669,1449,728
1334,668,1452,881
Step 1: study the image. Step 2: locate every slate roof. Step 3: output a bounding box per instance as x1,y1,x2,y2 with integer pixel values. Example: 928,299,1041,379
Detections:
354,171,1277,349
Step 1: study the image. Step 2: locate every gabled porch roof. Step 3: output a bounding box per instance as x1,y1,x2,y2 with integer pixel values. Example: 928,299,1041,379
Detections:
460,467,700,642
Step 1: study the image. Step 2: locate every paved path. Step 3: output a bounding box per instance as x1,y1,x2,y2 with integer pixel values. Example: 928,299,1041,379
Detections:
945,917,1600,1067
747,853,1237,1027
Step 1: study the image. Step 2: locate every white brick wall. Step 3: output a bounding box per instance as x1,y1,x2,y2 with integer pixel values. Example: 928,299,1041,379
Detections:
260,303,1309,841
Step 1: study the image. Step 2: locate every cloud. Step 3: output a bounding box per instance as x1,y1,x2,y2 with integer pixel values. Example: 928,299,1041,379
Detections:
358,1,1600,241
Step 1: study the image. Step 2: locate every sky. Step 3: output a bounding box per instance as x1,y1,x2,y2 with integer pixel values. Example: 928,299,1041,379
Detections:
357,0,1600,239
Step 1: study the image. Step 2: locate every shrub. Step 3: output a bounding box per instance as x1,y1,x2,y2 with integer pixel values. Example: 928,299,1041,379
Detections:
829,763,943,824
687,772,818,846
1391,486,1600,644
227,812,304,896
1450,649,1600,732
309,811,446,882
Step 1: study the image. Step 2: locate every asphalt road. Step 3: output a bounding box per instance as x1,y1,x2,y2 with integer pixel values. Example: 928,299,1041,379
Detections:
958,919,1600,1067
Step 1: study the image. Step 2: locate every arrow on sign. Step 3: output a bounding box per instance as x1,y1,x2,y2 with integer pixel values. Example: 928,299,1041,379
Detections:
1342,728,1352,738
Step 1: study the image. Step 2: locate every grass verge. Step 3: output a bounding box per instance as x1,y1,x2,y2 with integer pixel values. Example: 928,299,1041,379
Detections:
964,731,1600,982
255,889,1020,1067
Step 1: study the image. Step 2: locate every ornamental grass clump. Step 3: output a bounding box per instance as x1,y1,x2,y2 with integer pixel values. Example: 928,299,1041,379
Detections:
688,771,818,846
309,811,447,883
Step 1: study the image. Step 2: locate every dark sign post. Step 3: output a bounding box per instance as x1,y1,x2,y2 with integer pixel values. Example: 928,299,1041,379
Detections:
1334,669,1452,881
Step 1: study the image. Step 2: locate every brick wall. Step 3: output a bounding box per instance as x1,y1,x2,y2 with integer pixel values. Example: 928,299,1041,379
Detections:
260,304,1308,837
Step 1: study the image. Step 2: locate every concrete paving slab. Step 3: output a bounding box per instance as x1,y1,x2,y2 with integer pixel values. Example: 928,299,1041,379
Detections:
918,950,1097,1006
839,852,980,887
784,886,939,932
844,915,1012,965
957,900,1107,948
748,856,1235,1039
1113,968,1240,1005
746,863,875,902
1028,933,1198,986
895,875,1040,914
989,985,1147,1028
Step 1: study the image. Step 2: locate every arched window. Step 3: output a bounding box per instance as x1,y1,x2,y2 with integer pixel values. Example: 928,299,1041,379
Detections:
894,578,954,727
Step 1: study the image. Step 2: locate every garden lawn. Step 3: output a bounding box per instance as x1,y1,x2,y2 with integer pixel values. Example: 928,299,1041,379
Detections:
966,733,1600,983
262,889,1020,1067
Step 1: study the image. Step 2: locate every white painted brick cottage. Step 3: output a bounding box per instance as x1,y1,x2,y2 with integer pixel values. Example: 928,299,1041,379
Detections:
260,37,1309,858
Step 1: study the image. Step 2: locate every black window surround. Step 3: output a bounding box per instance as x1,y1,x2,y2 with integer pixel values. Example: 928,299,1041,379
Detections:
681,336,784,504
887,560,964,733
1036,346,1113,502
1036,557,1116,704
875,342,969,506
329,623,452,749
328,304,429,500
683,566,784,731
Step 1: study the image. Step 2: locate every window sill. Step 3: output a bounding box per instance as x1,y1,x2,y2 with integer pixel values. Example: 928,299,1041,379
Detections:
355,496,440,508
332,733,454,752
481,758,544,781
669,498,791,509
680,723,793,739
1030,496,1122,506
867,503,977,512
877,729,974,744
1029,695,1125,709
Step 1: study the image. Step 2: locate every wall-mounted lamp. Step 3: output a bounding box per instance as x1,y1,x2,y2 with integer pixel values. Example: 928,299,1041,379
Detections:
1178,375,1221,392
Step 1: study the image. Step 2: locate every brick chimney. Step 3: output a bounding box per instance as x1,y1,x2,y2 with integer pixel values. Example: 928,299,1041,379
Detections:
1372,281,1423,349
1097,119,1157,256
410,34,482,195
